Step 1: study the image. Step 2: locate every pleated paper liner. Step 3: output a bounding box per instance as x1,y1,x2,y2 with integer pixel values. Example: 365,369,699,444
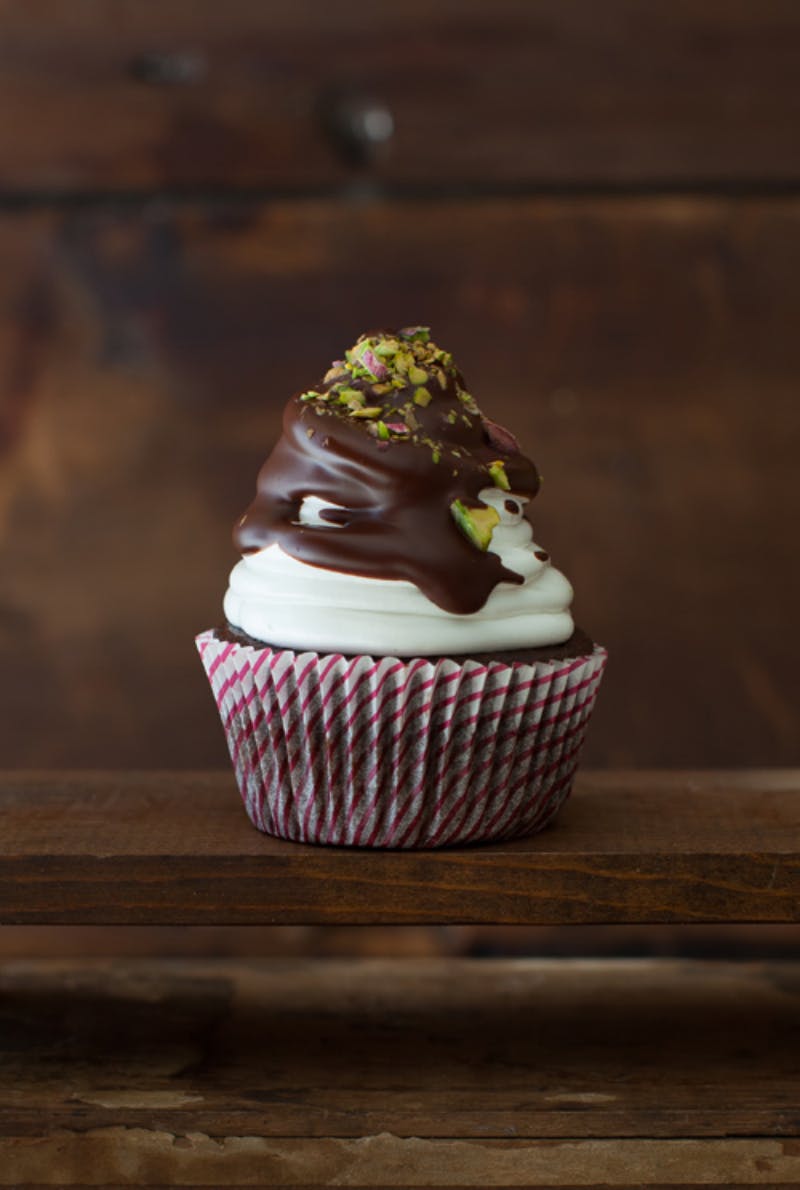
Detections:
196,629,607,849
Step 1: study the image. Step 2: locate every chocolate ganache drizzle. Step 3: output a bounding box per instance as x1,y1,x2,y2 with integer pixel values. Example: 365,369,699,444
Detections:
235,328,541,615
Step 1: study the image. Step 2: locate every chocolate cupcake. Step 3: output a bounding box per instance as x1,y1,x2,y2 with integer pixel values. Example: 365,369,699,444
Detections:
197,328,606,847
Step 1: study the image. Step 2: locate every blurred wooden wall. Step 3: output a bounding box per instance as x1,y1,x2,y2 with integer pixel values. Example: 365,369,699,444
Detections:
0,0,798,772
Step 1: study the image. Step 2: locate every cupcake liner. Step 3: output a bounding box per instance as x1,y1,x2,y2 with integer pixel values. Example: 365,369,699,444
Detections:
196,630,607,849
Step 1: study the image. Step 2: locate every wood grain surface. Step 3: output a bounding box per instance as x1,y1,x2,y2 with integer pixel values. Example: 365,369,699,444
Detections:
0,198,798,772
0,1,799,192
2,957,800,1185
1,770,798,924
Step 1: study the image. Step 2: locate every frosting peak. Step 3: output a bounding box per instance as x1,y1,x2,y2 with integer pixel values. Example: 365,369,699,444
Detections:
235,328,541,615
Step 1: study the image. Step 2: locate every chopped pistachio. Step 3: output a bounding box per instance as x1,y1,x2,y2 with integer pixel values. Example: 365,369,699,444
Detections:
413,386,433,407
408,364,428,386
371,382,393,395
300,390,322,401
359,347,388,380
374,339,400,358
376,420,390,441
446,410,458,424
488,460,511,490
403,406,420,431
351,406,383,418
399,326,430,343
337,387,363,403
435,367,448,389
450,500,500,550
391,377,406,389
432,449,441,463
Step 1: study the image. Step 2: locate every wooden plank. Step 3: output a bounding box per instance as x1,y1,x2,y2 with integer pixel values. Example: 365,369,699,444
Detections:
0,198,798,774
1,771,798,924
6,1142,800,1189
1,958,800,1186
4,922,800,961
0,1,799,191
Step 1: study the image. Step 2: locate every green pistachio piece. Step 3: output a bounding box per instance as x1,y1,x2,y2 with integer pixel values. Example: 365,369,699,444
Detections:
371,382,393,395
456,387,479,413
391,377,406,389
376,420,390,440
351,406,384,418
414,386,433,407
446,410,457,424
324,365,347,384
394,350,413,374
488,460,511,491
435,367,448,389
374,339,400,358
300,390,322,401
403,406,419,431
432,449,441,463
399,326,430,343
337,387,363,404
408,364,428,386
450,500,500,550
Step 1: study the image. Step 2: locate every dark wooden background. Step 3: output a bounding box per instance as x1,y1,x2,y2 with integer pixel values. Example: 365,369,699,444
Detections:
1,0,799,775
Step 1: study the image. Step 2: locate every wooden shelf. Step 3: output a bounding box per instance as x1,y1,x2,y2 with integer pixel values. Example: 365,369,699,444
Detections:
2,770,798,925
3,956,800,1186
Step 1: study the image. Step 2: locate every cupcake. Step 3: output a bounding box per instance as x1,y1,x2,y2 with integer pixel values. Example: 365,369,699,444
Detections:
197,327,606,848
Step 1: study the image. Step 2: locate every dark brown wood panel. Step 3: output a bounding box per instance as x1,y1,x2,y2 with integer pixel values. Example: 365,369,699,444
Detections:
1,771,798,924
0,198,797,769
2,958,800,1188
3,922,800,961
0,1,799,191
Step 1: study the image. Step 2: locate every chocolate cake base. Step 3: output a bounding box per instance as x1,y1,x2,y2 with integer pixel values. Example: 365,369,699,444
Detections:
217,622,595,667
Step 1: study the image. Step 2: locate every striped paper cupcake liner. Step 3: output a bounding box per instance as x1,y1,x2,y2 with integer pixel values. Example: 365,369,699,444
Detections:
196,630,607,849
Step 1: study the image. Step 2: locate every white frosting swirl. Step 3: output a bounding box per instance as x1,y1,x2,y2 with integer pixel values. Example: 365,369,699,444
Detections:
224,487,574,656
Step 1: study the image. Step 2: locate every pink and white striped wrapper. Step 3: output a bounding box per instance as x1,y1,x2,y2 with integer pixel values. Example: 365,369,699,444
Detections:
196,629,607,849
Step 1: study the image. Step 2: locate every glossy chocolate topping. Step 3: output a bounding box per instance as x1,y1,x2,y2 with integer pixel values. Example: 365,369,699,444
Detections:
235,328,541,615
